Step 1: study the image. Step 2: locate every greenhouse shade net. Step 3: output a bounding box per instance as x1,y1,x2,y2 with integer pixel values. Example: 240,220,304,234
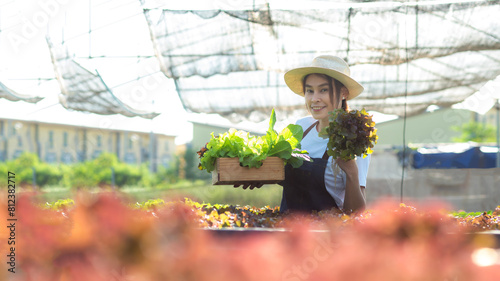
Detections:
143,0,500,122
47,38,160,120
0,81,43,103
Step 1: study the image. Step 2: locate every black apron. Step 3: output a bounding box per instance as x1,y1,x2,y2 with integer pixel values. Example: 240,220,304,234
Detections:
280,121,339,213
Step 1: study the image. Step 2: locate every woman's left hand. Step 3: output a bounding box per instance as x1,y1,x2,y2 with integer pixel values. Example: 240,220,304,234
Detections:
335,157,366,213
335,157,358,176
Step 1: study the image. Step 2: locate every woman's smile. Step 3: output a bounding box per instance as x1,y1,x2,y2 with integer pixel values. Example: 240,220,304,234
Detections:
310,105,327,112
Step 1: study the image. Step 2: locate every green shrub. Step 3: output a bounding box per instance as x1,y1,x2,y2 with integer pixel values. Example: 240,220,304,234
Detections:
138,164,155,187
96,166,113,186
0,163,7,188
63,161,100,188
2,151,183,189
113,164,141,187
9,166,33,185
5,152,40,186
33,163,63,187
14,152,39,167
93,152,119,168
154,164,179,186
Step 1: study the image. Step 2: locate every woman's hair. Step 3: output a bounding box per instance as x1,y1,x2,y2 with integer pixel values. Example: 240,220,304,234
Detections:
303,74,349,111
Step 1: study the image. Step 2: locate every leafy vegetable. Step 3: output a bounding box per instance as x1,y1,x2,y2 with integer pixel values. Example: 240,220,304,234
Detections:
198,109,310,173
319,108,378,161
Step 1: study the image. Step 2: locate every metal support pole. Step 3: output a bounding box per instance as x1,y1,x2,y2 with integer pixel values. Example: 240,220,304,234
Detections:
111,167,115,189
496,99,500,168
149,131,153,173
32,166,37,189
149,100,156,173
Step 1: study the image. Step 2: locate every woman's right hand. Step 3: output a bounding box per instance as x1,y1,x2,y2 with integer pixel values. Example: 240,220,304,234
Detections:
233,182,264,190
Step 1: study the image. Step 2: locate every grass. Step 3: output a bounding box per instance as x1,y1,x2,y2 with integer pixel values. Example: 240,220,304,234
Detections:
22,181,284,208
162,184,283,207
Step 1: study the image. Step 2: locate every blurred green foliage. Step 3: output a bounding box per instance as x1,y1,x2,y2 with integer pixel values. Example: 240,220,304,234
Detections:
1,152,179,189
2,152,282,208
2,152,63,187
452,121,496,143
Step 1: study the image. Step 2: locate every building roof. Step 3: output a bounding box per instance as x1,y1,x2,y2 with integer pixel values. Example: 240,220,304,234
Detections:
0,105,175,137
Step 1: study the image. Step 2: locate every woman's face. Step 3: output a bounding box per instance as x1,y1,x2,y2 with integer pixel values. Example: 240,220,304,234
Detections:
304,74,338,122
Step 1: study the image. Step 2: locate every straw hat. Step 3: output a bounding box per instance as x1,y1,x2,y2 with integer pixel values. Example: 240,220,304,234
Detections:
284,55,364,100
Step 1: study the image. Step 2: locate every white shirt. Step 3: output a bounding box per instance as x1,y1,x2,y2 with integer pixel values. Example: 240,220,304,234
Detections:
296,116,370,209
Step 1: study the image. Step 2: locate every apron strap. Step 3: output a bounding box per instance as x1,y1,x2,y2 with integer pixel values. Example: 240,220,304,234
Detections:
303,121,318,138
303,121,330,161
322,150,329,160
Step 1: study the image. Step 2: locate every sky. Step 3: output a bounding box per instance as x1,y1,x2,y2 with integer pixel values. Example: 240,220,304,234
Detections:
0,0,198,144
0,0,407,145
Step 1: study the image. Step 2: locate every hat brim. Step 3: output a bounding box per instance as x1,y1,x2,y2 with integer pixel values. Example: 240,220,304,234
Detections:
284,66,364,100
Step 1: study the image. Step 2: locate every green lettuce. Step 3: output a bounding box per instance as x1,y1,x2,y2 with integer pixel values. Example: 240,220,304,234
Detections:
198,109,310,173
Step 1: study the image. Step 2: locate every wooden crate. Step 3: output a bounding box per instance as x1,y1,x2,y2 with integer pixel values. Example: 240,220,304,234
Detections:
212,157,285,185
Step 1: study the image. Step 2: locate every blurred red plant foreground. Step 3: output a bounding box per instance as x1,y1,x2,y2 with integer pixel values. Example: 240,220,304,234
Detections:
0,192,499,281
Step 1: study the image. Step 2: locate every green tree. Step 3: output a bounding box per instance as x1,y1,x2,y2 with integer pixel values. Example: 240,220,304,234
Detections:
452,121,496,143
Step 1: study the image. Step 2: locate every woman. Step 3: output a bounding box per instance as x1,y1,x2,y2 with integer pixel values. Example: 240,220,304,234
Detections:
237,55,369,214
280,55,369,214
